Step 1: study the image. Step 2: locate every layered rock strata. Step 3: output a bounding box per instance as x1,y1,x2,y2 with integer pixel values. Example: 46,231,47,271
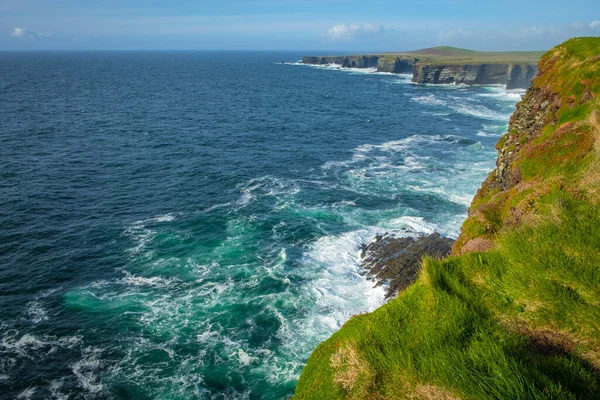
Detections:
412,63,538,88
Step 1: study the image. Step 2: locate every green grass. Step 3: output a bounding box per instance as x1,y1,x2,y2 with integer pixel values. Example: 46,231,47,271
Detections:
383,46,544,65
295,198,600,399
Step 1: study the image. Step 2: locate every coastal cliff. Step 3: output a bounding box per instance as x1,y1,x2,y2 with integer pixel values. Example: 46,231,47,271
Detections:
376,56,416,74
301,55,380,69
295,37,600,399
412,63,538,88
301,55,416,74
302,47,542,89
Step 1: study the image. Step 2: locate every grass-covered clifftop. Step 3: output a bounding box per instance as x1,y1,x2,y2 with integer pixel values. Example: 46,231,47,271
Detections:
294,37,600,399
386,46,544,65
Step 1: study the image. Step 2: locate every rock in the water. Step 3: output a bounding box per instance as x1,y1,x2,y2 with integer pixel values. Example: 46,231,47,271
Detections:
361,233,454,298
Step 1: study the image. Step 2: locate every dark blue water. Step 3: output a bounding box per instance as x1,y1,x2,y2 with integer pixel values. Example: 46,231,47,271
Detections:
0,51,522,399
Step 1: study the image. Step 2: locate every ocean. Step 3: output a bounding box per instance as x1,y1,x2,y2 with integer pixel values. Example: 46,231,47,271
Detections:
0,51,523,399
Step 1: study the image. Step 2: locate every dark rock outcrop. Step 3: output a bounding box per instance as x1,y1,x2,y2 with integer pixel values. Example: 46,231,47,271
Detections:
361,233,454,298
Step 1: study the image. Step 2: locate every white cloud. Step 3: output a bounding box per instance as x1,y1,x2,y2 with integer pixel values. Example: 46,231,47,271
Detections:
590,20,600,29
326,24,383,41
9,27,53,39
10,27,26,37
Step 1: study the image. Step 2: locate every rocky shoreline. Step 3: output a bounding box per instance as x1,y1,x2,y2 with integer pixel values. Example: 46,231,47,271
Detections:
361,233,454,298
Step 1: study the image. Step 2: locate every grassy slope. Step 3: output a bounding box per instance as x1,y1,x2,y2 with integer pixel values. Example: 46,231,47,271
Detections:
295,37,600,400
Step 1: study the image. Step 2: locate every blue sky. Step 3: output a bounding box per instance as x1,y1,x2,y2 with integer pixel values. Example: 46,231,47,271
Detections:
1,0,599,51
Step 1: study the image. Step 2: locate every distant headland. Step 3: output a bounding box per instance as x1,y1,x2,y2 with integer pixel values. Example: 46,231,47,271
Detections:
302,46,545,89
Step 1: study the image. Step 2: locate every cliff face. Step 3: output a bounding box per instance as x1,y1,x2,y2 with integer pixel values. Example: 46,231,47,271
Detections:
302,51,540,88
376,57,416,73
507,64,538,89
301,55,416,73
301,56,345,65
295,38,600,400
412,63,538,88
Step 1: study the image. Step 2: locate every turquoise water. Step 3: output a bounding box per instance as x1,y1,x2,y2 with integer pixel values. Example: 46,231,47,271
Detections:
0,52,523,399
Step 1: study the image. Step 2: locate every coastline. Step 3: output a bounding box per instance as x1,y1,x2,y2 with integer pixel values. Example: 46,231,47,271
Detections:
300,48,542,89
295,37,600,399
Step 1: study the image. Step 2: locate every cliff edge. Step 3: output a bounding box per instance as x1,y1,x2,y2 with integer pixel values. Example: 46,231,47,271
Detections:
301,47,543,89
295,37,600,400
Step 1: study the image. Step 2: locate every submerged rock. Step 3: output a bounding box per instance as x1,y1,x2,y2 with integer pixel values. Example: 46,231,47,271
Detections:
361,233,454,298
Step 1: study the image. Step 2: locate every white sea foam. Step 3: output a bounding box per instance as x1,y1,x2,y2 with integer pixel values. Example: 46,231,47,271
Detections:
123,213,179,257
476,130,502,137
345,67,378,74
355,134,466,154
236,191,255,207
335,200,357,207
271,227,388,370
16,387,37,400
125,222,155,255
202,201,233,213
407,184,476,208
418,82,470,89
407,85,521,123
290,62,386,76
476,86,526,102
450,103,511,121
380,216,437,235
25,301,48,324
394,73,413,82
71,347,103,393
0,330,83,380
411,94,447,106
483,123,507,131
238,349,257,367
305,229,386,309
120,273,178,288
49,379,69,400
233,176,301,213
153,214,175,223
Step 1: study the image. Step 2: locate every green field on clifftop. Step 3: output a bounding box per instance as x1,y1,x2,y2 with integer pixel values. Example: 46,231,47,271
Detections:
382,46,545,65
295,37,600,400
